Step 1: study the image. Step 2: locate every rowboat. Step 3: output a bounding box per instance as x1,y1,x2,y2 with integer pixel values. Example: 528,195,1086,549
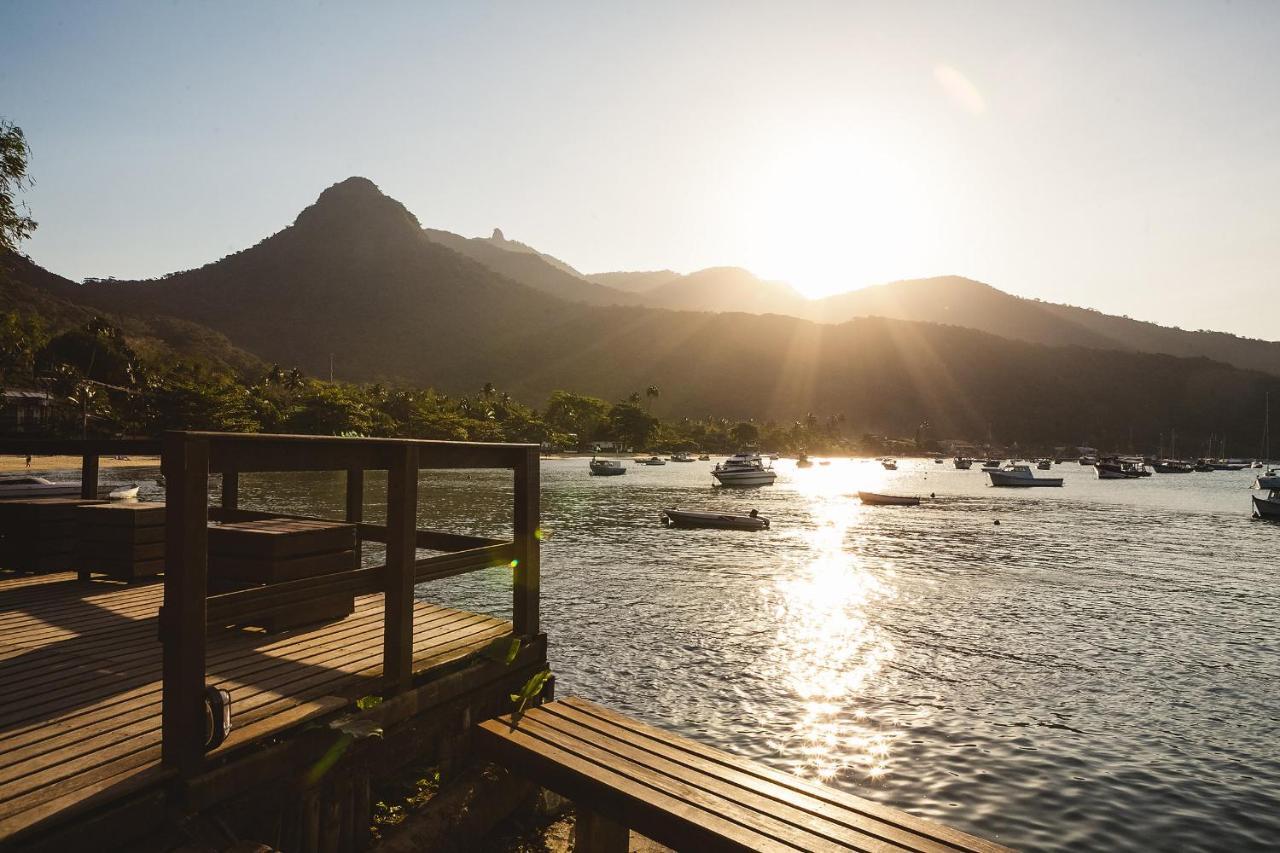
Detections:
660,508,769,530
108,484,140,500
857,491,920,506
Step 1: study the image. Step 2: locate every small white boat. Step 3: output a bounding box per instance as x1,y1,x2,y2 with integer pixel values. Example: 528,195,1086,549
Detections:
857,491,920,506
589,458,626,476
953,457,973,470
661,508,769,530
988,464,1064,487
1037,460,1052,470
0,476,81,499
1252,489,1280,519
1253,470,1280,490
108,484,140,500
639,456,667,466
712,452,777,487
668,452,695,462
881,459,898,471
697,454,711,461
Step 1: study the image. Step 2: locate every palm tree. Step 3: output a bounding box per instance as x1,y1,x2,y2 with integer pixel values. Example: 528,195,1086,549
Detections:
284,367,304,392
628,391,642,405
645,385,660,412
482,382,495,399
67,381,100,439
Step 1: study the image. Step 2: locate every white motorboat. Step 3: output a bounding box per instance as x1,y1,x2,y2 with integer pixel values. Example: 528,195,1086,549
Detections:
639,456,667,466
108,484,140,500
589,457,626,476
987,464,1064,487
953,457,973,470
1252,489,1280,519
0,476,81,499
857,491,920,506
668,452,695,462
660,508,769,530
1252,469,1280,490
712,452,777,487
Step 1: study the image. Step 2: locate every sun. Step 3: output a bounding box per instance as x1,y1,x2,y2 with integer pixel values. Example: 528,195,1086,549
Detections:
734,134,930,299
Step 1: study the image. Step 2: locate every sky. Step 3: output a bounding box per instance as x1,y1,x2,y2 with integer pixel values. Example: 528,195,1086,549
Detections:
3,1,1279,338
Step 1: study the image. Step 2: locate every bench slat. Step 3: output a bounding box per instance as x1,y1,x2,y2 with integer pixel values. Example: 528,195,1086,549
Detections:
477,698,1012,853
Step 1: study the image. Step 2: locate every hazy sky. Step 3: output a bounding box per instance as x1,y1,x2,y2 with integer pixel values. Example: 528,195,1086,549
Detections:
4,1,1279,338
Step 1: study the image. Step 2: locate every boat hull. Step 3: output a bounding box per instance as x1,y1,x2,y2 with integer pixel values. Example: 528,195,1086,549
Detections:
857,491,920,506
1252,495,1280,519
988,471,1063,487
661,509,769,530
589,467,626,476
712,471,777,486
0,483,81,499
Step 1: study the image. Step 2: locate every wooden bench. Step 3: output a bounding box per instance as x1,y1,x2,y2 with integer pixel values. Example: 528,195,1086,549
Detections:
476,697,1011,853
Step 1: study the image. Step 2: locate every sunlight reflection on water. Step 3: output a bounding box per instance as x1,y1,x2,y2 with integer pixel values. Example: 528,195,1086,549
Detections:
765,470,899,782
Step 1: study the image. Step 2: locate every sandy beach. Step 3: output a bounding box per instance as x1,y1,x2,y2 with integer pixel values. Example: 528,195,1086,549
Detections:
0,455,161,473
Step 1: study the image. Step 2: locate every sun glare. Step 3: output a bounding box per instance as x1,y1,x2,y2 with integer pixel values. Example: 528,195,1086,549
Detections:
736,135,931,299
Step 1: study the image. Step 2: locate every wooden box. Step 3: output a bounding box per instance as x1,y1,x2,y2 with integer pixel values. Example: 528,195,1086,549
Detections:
208,518,357,631
75,501,166,581
0,498,107,573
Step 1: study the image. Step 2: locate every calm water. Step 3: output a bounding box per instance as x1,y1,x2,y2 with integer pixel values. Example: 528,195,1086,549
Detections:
84,458,1280,851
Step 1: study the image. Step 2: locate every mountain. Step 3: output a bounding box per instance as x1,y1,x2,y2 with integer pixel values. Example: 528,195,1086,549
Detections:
422,226,638,307
635,267,807,315
12,176,1279,448
807,276,1280,376
0,251,264,377
585,270,680,293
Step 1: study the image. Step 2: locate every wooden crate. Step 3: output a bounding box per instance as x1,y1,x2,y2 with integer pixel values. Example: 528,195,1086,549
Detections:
208,518,357,631
0,497,107,573
75,501,166,581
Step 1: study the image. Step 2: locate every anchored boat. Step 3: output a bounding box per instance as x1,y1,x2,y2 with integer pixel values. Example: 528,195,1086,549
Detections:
660,508,769,530
0,476,81,499
712,452,777,487
857,491,920,506
953,457,973,470
589,457,626,476
1252,489,1280,519
988,464,1064,487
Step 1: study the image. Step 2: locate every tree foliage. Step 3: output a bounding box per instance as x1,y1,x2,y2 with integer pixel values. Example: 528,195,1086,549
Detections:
0,119,37,253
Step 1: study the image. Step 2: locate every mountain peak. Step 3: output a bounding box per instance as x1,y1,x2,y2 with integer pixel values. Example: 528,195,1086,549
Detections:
293,177,421,236
491,227,505,241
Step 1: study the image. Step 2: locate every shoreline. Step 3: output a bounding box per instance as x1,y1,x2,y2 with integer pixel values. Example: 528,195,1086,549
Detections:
0,454,161,473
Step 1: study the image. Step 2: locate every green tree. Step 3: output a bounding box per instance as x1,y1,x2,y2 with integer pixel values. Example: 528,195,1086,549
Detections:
729,421,760,448
645,385,660,412
544,390,609,448
0,119,37,252
607,402,657,451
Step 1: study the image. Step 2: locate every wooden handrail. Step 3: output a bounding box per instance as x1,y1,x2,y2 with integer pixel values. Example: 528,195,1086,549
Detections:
160,430,540,778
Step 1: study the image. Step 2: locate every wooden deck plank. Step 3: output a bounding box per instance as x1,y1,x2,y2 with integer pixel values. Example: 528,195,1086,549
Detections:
0,571,512,843
478,699,1012,853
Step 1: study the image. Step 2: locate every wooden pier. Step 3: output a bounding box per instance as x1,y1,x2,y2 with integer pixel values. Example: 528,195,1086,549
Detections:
0,432,545,852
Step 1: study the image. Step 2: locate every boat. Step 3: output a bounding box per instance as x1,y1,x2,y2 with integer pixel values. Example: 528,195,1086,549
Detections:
953,457,973,470
881,459,898,471
818,460,831,466
766,452,780,461
980,461,1002,472
660,507,769,530
987,464,1064,487
697,454,711,461
1152,460,1195,474
712,452,777,487
1095,458,1150,479
589,457,626,476
857,491,920,506
1252,469,1280,490
1252,489,1280,519
1037,460,1051,470
639,456,667,466
0,476,81,499
795,452,813,468
108,484,140,500
668,452,695,462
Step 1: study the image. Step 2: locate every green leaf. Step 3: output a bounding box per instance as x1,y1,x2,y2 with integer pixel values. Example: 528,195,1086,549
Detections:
504,637,521,666
355,695,382,711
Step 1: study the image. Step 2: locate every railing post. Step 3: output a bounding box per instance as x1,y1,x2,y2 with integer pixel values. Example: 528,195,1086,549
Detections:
80,452,98,500
221,467,238,515
161,432,210,776
346,467,364,561
384,445,417,693
513,446,540,636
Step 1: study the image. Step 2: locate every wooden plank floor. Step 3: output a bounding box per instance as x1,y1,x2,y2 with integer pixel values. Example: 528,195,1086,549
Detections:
479,698,1011,853
0,571,512,843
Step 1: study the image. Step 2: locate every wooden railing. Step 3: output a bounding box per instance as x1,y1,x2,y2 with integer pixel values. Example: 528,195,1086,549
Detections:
160,431,541,777
0,437,162,498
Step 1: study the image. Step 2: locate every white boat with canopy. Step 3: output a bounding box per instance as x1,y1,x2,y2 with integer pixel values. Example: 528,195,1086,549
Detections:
712,452,777,486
